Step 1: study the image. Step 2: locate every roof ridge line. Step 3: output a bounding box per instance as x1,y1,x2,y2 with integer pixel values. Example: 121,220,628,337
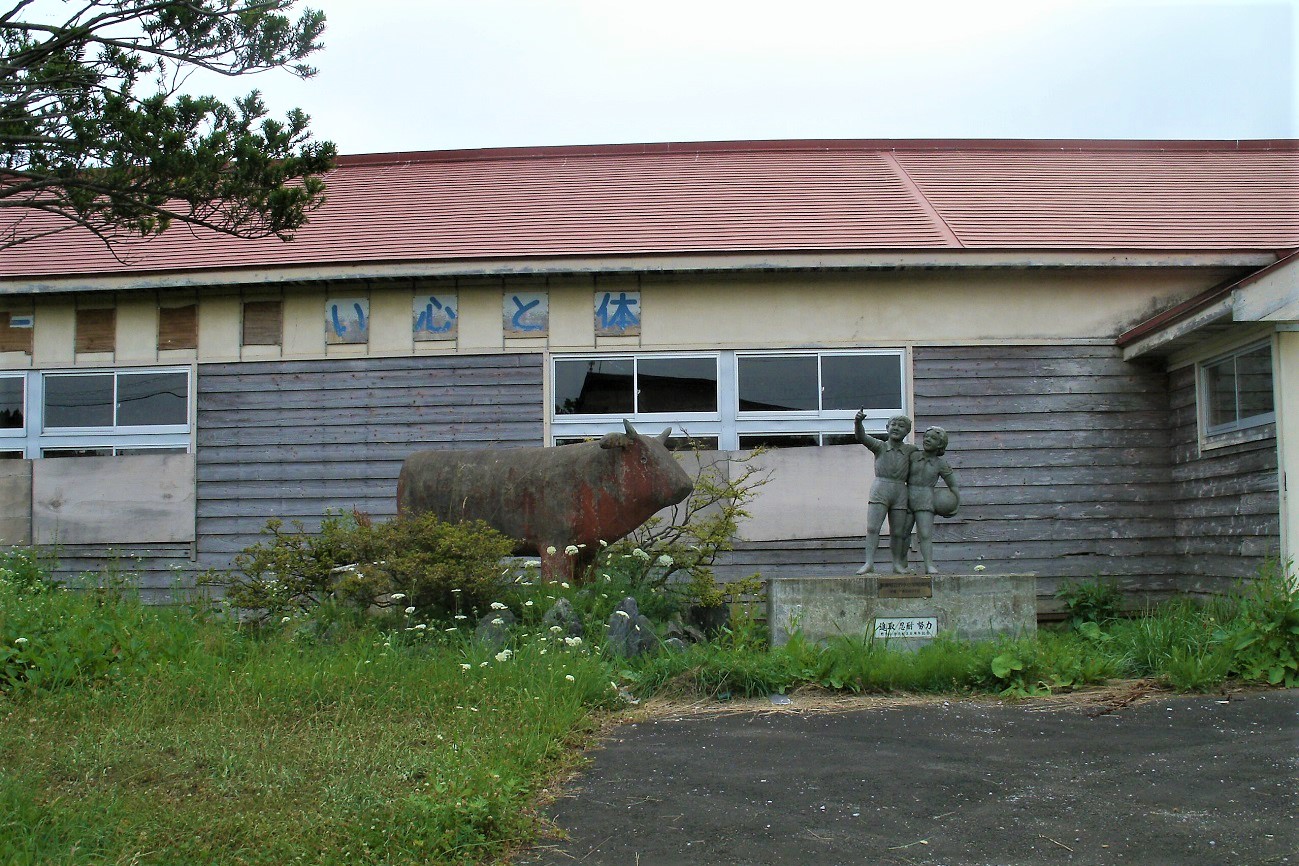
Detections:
880,152,963,248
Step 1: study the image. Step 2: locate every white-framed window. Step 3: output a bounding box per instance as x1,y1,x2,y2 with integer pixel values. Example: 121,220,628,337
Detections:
551,349,906,449
0,367,193,458
1198,340,1275,439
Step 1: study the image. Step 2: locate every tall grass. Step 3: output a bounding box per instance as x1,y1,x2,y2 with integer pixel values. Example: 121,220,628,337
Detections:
0,555,619,866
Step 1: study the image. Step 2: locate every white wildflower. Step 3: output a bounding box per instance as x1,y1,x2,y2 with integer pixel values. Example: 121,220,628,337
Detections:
539,649,547,655
495,649,513,662
391,592,406,601
524,600,534,607
546,546,557,555
479,662,489,667
14,637,27,645
657,554,673,566
460,663,471,671
405,606,416,614
414,623,427,630
490,601,508,610
281,616,291,623
974,564,987,572
560,582,570,589
549,625,563,633
599,540,608,548
454,614,468,620
445,627,457,633
564,544,580,556
492,617,504,626
616,610,630,618
565,674,576,682
564,636,583,647
524,560,541,568
632,548,651,561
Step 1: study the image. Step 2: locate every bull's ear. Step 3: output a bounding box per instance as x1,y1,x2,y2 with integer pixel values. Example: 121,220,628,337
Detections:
599,432,632,450
623,419,639,437
657,428,672,445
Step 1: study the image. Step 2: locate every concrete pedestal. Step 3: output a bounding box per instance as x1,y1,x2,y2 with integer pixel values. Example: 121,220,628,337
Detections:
767,573,1037,648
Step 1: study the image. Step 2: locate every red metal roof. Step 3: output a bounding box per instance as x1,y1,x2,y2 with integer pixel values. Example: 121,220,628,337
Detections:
5,139,1298,280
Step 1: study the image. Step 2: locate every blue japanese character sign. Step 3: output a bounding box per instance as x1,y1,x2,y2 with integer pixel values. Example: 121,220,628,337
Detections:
413,293,458,341
595,290,640,336
326,298,369,344
504,291,548,337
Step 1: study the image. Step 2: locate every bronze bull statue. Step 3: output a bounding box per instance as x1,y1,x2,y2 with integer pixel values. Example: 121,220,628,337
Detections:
396,420,693,582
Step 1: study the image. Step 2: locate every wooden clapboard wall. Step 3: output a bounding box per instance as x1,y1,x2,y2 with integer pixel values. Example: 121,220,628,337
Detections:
194,353,544,572
714,343,1186,610
1167,365,1280,589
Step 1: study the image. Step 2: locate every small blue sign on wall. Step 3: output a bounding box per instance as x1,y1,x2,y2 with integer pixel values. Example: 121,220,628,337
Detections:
595,290,640,336
326,298,370,344
504,291,548,337
413,293,458,341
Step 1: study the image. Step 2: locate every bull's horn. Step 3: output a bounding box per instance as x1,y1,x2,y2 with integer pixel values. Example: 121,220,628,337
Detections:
657,428,672,444
623,419,638,436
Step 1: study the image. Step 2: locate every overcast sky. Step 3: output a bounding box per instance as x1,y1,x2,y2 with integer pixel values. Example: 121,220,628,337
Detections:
195,0,1296,156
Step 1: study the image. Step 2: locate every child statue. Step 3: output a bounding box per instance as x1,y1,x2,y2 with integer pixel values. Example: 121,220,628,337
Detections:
854,411,917,574
907,426,960,574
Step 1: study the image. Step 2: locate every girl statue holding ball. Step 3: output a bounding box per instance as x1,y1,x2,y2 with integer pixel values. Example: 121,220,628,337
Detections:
907,426,961,574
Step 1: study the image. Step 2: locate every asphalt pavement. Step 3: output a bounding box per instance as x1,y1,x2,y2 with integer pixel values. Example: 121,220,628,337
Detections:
520,689,1298,866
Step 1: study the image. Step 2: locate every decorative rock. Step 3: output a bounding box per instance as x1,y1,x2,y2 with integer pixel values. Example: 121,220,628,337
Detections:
665,617,706,645
606,596,659,657
474,608,516,649
543,597,584,637
663,637,689,652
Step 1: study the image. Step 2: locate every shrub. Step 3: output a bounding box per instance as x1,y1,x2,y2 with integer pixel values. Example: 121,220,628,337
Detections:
1055,577,1124,629
1221,561,1299,687
217,511,515,623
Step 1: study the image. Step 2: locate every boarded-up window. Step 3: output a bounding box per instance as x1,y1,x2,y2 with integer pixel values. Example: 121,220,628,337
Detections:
75,308,115,353
0,312,32,354
242,300,282,346
158,305,198,350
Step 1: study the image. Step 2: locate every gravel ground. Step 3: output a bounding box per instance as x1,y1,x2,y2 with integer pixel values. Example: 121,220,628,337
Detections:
519,688,1298,866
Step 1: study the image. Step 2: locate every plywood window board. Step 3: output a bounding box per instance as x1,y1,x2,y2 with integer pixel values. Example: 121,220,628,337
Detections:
158,305,198,350
75,308,115,354
0,312,32,354
242,300,282,346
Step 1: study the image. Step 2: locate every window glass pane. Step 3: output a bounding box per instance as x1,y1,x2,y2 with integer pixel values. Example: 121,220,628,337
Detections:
665,435,719,452
738,433,820,449
0,450,23,459
822,355,902,410
117,372,188,426
116,446,189,456
554,359,634,415
42,448,112,458
1236,345,1274,421
45,374,113,428
738,356,818,412
1202,358,1237,428
821,433,860,446
637,357,717,413
0,376,22,429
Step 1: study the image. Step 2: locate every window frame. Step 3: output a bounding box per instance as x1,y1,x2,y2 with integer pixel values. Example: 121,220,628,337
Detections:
550,349,907,450
0,371,25,440
1197,339,1276,441
0,366,194,458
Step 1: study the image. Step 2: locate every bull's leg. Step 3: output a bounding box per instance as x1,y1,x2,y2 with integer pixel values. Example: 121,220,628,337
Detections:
539,545,576,584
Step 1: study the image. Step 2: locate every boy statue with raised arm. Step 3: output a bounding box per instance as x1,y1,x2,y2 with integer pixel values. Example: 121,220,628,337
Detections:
854,411,917,574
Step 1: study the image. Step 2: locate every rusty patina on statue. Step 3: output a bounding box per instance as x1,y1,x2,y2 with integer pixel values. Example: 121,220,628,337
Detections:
397,420,693,582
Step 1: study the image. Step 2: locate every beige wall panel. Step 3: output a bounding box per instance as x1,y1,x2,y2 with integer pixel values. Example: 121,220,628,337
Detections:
198,296,241,361
549,276,595,348
33,299,74,366
324,342,368,358
0,460,32,545
32,454,196,545
1235,258,1298,322
641,269,1236,349
0,352,32,370
283,290,325,357
370,285,413,354
1276,330,1299,567
458,284,502,351
241,345,282,361
116,296,158,363
735,445,875,542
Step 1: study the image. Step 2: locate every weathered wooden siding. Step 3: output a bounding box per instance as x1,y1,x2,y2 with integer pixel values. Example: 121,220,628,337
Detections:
714,344,1183,610
1167,365,1281,589
194,354,544,574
